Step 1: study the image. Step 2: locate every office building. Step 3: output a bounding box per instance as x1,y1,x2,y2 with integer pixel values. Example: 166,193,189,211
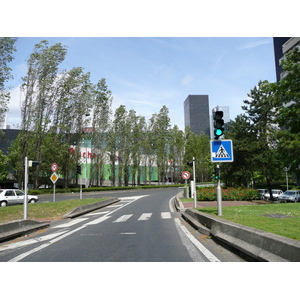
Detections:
184,95,210,136
273,37,291,82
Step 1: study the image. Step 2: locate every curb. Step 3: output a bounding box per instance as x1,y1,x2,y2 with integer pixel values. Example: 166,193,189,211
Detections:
62,197,120,218
0,220,50,243
174,193,300,262
0,197,120,243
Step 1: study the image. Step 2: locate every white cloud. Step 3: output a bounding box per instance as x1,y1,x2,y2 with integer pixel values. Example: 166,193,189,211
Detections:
238,39,271,50
181,74,193,87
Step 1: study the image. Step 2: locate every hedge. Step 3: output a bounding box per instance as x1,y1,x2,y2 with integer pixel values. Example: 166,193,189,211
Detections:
196,187,260,201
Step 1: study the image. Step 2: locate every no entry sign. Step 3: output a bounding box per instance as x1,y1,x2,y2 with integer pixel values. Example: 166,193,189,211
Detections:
51,163,58,172
181,171,190,180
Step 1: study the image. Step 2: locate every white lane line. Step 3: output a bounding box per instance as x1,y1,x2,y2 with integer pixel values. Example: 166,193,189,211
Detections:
161,212,172,219
113,214,133,223
174,218,221,262
53,218,88,228
0,231,68,252
138,213,152,221
119,232,136,235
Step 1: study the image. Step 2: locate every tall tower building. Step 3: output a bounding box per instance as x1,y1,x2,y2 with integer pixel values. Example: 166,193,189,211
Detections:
273,37,291,82
184,95,210,135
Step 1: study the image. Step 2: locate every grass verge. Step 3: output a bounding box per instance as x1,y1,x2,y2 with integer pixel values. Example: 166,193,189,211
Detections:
0,198,108,224
196,203,300,241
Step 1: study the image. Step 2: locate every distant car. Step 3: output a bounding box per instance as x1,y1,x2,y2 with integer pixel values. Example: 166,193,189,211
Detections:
257,189,268,200
264,189,283,200
0,189,38,207
278,190,300,203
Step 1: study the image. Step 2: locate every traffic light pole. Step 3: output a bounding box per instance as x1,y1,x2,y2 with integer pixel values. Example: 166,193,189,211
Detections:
193,157,197,208
216,163,222,216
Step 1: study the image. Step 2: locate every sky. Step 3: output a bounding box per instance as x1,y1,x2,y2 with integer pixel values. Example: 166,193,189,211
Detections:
6,36,277,130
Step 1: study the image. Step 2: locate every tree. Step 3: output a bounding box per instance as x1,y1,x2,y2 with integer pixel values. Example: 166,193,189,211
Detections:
52,67,92,188
0,37,17,128
90,78,112,186
18,40,68,188
275,46,300,179
241,80,282,197
168,125,185,183
151,106,171,184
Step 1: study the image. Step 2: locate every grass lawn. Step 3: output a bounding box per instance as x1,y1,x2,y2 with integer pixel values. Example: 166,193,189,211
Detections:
0,198,108,224
196,203,300,241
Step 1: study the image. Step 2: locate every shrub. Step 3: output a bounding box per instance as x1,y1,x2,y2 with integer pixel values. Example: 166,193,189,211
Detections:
196,187,259,201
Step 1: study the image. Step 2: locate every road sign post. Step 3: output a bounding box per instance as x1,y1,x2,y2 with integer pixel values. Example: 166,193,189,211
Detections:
50,172,59,202
24,157,28,220
181,171,190,197
210,140,234,216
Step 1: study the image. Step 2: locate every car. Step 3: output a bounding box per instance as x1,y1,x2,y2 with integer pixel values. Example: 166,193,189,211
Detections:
257,189,268,200
264,189,283,200
0,189,38,207
278,190,300,203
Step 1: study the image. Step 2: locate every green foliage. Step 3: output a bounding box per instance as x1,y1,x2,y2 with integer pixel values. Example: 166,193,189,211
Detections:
196,187,259,201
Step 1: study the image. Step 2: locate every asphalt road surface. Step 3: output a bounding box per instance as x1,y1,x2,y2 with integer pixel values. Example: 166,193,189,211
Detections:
0,188,246,262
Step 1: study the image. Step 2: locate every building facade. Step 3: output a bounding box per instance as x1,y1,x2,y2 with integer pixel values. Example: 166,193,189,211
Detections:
184,95,210,136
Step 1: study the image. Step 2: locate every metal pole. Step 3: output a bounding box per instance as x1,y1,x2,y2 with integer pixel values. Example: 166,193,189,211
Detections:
216,163,222,216
24,157,28,220
53,183,56,202
193,157,197,208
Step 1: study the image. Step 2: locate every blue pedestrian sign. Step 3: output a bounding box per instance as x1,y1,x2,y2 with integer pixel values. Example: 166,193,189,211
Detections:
210,140,234,162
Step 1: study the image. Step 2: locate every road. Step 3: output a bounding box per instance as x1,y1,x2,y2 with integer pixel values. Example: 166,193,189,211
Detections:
0,188,245,262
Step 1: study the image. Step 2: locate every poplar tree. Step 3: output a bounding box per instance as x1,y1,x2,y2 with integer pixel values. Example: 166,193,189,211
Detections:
0,37,17,128
19,40,67,187
90,78,112,186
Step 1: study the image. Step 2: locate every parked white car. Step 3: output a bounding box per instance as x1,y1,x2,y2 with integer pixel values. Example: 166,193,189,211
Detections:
264,189,283,200
278,190,300,203
0,189,38,207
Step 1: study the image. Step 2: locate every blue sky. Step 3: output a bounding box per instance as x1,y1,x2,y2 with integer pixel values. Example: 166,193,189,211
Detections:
7,37,276,130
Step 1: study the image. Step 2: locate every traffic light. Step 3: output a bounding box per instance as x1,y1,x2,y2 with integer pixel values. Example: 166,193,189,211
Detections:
28,160,39,167
187,161,193,167
214,165,220,180
213,110,224,140
76,165,82,175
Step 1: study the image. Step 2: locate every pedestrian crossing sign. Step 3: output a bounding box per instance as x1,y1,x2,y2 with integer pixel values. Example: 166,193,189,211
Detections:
210,140,234,162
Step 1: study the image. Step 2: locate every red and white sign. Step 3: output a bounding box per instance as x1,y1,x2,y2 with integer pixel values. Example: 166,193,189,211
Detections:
181,171,190,180
51,163,58,172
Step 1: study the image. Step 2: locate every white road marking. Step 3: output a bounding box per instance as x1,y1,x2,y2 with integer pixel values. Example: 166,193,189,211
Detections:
0,231,68,252
86,211,110,216
119,232,136,235
9,226,86,262
85,215,111,225
53,218,88,228
113,214,133,223
138,213,152,221
161,212,172,219
174,218,221,262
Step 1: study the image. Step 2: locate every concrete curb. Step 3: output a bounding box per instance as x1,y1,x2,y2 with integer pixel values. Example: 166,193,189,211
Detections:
174,194,300,262
0,197,120,243
0,220,50,243
62,197,120,219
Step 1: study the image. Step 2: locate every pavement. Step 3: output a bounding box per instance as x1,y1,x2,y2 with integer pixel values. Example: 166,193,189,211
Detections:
1,194,300,262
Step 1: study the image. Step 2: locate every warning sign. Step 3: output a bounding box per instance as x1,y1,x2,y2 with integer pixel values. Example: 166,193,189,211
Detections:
211,140,233,162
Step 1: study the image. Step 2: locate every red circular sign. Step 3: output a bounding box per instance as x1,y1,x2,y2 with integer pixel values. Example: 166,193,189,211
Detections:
51,163,58,172
182,171,190,180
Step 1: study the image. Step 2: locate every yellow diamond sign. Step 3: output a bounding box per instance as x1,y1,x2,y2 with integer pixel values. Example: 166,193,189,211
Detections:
50,172,58,184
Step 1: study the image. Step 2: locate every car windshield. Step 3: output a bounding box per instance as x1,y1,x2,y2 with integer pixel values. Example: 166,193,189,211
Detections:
15,190,24,196
285,191,295,195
